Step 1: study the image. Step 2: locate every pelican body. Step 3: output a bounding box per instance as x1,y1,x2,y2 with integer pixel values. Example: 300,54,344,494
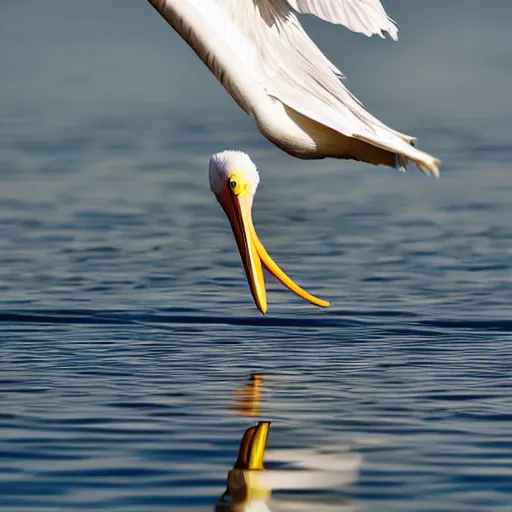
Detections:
148,0,440,176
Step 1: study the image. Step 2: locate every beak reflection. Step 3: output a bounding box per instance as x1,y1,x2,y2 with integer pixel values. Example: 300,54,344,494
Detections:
231,374,263,417
216,420,362,512
217,183,330,314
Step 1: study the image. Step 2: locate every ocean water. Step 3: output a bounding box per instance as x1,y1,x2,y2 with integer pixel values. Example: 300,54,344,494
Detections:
0,1,511,511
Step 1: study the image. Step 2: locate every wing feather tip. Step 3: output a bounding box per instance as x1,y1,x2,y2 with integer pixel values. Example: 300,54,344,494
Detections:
382,19,399,41
399,157,441,179
384,29,399,42
421,159,442,179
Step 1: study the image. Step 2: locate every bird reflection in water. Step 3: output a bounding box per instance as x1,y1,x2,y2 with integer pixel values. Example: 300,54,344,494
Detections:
219,377,361,511
216,421,270,512
231,374,263,417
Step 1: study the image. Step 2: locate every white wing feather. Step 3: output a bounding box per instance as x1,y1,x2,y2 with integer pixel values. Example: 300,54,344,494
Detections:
287,0,398,40
148,0,440,176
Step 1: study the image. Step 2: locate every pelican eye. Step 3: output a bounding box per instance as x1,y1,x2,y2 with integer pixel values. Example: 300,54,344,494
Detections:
229,180,237,190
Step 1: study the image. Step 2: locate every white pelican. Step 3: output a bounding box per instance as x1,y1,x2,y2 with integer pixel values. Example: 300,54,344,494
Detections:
147,0,441,313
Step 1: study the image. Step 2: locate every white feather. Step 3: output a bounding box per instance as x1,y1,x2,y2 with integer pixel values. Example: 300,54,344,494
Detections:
148,0,440,177
286,0,398,40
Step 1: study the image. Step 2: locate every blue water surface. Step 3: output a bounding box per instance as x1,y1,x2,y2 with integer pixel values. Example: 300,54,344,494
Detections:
0,1,511,511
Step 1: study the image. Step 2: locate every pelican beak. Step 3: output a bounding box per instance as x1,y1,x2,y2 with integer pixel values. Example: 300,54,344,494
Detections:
216,183,330,314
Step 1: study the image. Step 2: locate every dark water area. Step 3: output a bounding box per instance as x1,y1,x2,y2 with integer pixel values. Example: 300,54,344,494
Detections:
1,1,511,511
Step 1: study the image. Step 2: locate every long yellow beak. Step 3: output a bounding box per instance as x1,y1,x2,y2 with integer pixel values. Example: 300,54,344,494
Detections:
217,185,330,314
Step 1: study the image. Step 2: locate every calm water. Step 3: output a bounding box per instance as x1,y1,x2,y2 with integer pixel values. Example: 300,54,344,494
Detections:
1,1,511,511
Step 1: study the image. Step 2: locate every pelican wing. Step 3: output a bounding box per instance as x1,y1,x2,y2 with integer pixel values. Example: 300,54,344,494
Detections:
148,0,439,176
287,0,398,40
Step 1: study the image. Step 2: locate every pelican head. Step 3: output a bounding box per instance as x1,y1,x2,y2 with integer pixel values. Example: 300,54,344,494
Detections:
209,150,330,314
